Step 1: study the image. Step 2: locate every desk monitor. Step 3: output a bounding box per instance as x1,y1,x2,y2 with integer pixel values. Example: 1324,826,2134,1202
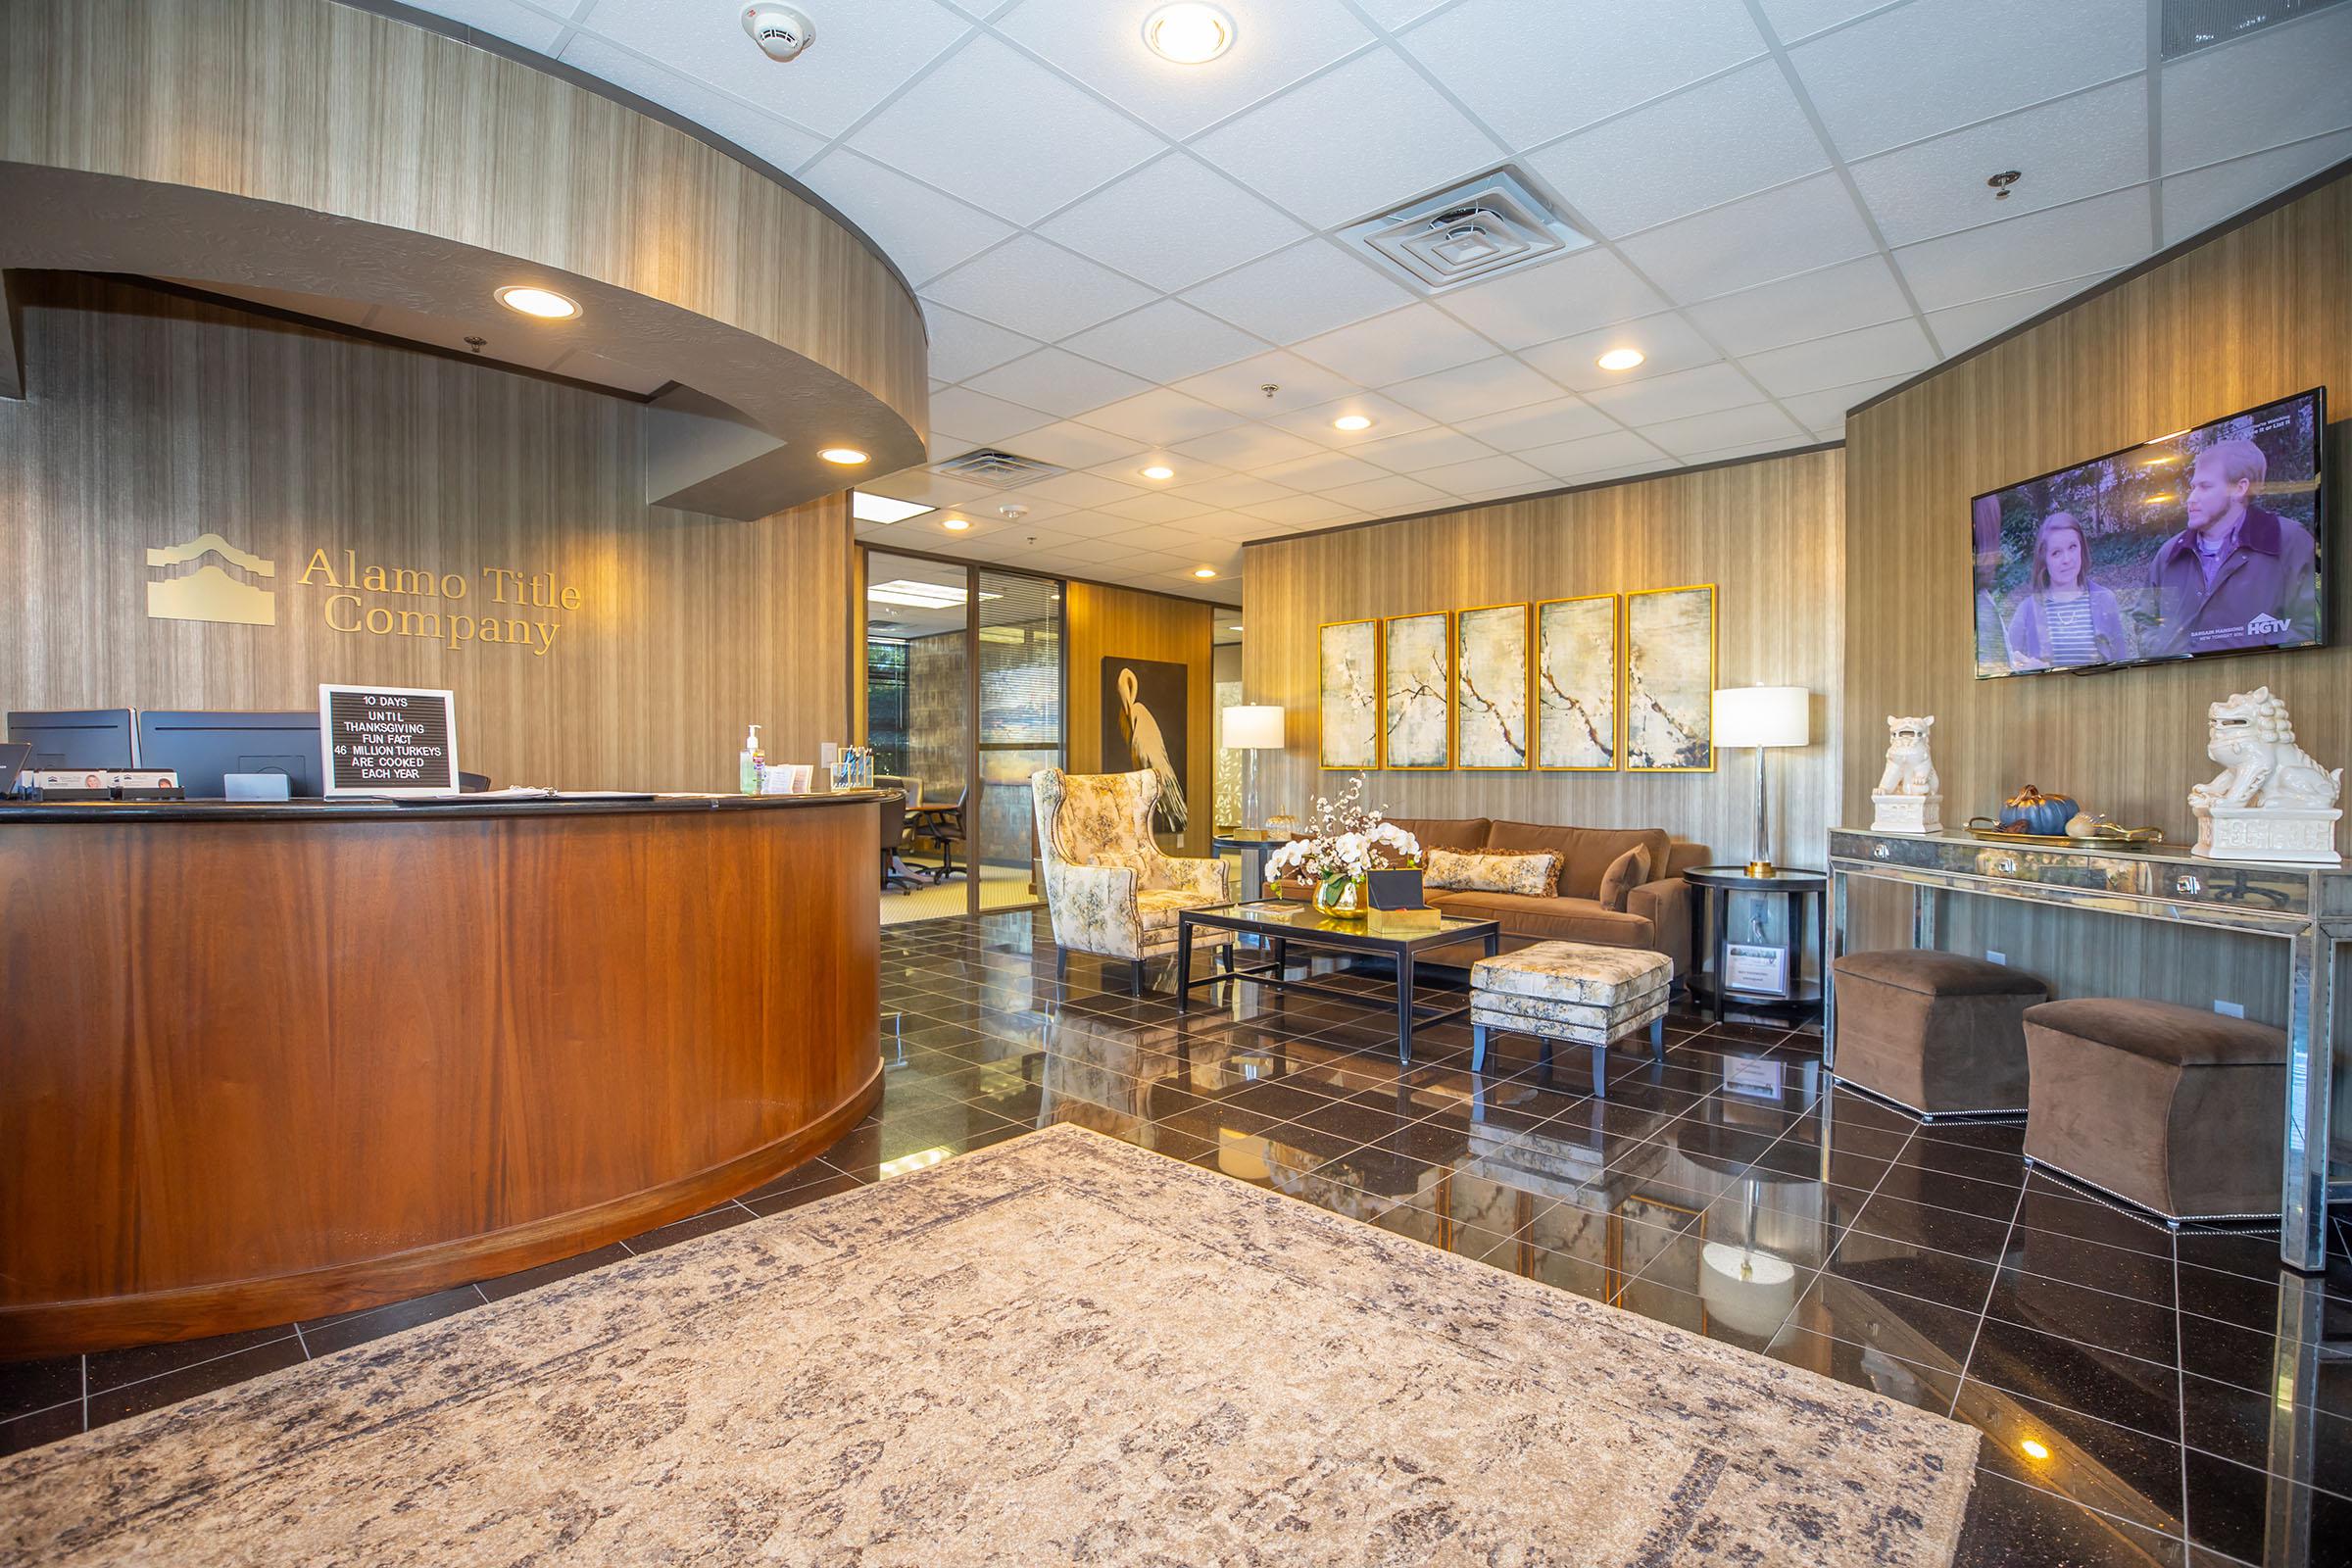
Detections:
137,710,323,798
7,709,138,769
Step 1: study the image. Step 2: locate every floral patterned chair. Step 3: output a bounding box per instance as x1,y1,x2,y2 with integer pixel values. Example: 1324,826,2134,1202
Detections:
1032,767,1233,996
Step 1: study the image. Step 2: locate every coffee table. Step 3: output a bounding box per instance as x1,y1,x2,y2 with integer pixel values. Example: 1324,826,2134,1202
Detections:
1175,900,1501,1064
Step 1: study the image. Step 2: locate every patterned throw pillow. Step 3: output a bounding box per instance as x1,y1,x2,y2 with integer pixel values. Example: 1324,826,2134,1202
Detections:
1424,847,1561,897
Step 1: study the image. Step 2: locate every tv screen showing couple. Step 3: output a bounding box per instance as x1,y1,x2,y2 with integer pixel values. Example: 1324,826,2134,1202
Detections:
1971,387,2327,679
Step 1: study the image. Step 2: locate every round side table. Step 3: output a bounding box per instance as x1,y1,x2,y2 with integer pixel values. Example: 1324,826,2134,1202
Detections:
1684,866,1828,1027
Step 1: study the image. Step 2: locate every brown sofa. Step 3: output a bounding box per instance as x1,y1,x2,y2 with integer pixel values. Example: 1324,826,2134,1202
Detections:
1276,817,1707,977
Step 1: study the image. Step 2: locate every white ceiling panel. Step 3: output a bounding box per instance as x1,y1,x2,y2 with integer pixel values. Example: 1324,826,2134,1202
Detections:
1412,453,1555,496
559,36,828,172
920,304,1041,382
1521,61,1828,238
1170,422,1329,469
1918,275,2104,352
797,149,1014,286
999,0,1375,140
2161,131,2352,245
860,469,998,508
1255,451,1391,491
1617,172,1880,303
1848,78,2150,247
998,418,1149,469
1519,429,1674,480
1016,470,1148,508
1179,240,1416,342
1323,474,1450,513
1754,0,1902,45
1289,304,1495,386
1435,249,1669,351
1101,492,1214,525
924,386,1054,444
2160,6,2352,173
1380,357,1565,423
1517,312,1723,393
1264,392,1439,448
1239,493,1363,527
1057,299,1266,383
1455,397,1619,452
1788,0,2147,160
1172,474,1296,510
1074,386,1249,444
1642,403,1809,458
1172,351,1363,416
844,35,1164,224
964,347,1151,416
923,235,1158,341
1037,154,1307,291
1741,318,1938,399
1400,0,1766,151
1680,255,1914,356
430,0,568,50
1893,185,2152,311
1190,48,1499,229
1352,426,1501,471
1580,362,1765,425
1778,373,1912,431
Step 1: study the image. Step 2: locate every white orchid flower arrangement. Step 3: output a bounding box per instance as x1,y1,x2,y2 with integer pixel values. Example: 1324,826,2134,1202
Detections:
1262,775,1420,901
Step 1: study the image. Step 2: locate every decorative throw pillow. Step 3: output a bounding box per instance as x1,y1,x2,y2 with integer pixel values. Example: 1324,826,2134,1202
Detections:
1597,845,1652,911
1424,847,1561,897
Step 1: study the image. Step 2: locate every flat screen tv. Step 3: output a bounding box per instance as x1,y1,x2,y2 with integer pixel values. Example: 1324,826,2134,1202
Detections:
1971,387,2327,678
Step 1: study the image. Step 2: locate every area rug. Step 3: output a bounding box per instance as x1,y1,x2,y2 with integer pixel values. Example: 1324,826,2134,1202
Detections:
0,1125,1977,1566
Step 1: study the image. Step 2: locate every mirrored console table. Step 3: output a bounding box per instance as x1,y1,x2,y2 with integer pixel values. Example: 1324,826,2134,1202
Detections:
1827,827,2347,1275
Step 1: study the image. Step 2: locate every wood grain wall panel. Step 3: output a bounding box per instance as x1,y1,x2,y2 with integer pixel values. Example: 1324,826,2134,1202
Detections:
1066,582,1215,858
1242,451,1845,869
0,275,851,790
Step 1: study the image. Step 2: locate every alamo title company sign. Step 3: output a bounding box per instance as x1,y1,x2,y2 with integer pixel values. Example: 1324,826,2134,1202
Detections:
144,534,582,657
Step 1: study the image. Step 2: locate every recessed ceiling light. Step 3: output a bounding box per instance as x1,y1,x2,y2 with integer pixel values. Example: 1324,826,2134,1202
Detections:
494,285,579,319
941,516,971,531
1596,348,1645,371
2018,1438,2050,1462
1332,414,1373,432
1192,566,1218,579
1143,3,1235,64
819,447,868,466
1141,465,1176,480
1228,623,1244,631
851,492,934,524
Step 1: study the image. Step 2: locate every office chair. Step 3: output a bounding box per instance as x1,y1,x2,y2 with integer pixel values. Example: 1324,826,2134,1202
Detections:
878,795,920,895
918,786,968,881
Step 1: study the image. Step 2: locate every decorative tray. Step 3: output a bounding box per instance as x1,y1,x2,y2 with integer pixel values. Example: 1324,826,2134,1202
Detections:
1963,818,2168,851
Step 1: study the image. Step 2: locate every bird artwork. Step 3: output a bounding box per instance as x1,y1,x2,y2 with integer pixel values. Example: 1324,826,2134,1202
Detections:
1108,660,1189,834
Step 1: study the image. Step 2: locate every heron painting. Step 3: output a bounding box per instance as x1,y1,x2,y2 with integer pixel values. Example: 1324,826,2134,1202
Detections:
1102,657,1190,835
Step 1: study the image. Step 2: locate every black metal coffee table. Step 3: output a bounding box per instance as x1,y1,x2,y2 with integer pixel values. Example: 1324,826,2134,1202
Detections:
1175,900,1500,1064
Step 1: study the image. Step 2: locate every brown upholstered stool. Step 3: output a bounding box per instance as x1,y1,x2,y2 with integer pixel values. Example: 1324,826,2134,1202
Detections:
2022,998,2287,1224
1830,951,2047,1117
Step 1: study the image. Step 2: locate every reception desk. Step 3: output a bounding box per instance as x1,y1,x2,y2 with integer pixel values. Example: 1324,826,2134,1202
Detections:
0,792,886,1356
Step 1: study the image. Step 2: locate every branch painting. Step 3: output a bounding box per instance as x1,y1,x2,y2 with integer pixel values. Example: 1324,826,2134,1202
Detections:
1381,612,1450,769
1624,584,1715,772
1455,604,1529,770
1317,619,1380,769
1536,594,1617,769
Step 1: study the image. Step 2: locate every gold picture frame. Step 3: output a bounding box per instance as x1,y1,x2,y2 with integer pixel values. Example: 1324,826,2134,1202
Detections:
1453,602,1531,771
1534,592,1618,771
1623,583,1717,773
1381,611,1451,770
1317,617,1381,770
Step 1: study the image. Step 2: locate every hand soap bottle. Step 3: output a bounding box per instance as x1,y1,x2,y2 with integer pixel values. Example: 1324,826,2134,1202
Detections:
739,724,764,795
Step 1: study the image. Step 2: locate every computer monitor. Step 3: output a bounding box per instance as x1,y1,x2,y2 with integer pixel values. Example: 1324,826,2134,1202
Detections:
136,710,323,798
7,709,138,769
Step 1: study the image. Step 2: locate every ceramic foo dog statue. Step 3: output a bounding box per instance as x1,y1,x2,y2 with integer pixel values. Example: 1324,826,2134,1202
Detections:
1870,715,1943,835
2190,686,2341,864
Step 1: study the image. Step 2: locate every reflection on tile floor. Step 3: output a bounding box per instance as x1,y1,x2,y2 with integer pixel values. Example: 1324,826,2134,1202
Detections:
6,908,2348,1566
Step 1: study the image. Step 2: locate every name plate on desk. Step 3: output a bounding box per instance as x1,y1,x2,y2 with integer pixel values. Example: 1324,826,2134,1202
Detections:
319,684,460,797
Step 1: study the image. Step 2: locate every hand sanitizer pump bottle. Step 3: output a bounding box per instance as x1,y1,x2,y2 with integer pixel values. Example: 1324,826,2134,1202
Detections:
739,724,764,795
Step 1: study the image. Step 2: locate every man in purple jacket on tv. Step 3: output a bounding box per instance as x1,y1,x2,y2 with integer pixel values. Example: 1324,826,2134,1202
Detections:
2145,439,2320,657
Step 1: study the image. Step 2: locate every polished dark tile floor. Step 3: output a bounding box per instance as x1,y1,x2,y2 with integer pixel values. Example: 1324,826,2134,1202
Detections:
6,908,2347,1567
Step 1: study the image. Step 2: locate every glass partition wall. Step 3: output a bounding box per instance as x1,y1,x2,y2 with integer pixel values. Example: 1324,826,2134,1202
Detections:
863,550,1063,922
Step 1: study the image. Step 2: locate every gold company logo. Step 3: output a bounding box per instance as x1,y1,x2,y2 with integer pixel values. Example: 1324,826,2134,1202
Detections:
145,533,278,626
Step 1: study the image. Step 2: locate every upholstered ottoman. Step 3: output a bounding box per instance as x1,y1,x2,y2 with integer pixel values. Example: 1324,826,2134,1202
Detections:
1469,941,1673,1097
2022,998,2288,1223
1830,951,2048,1117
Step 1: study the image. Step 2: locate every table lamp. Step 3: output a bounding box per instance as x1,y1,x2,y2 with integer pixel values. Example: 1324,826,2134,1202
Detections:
1713,686,1810,878
1222,705,1284,832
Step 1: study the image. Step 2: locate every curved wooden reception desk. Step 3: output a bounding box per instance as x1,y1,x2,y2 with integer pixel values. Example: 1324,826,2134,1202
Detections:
0,793,885,1357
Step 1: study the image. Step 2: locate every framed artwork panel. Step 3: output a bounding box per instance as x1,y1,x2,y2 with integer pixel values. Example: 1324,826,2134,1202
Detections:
1534,593,1617,770
1623,583,1716,772
1317,618,1381,769
1454,603,1530,770
1381,612,1451,770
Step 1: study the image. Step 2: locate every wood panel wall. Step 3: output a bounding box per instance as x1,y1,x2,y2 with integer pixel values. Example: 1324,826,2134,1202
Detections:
0,274,854,791
1066,582,1215,858
1242,450,1846,869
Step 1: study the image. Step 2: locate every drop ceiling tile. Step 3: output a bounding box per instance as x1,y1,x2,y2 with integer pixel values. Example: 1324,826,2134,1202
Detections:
1322,474,1450,514
1788,0,2146,160
797,149,1015,287
1074,386,1249,445
1290,305,1497,386
1173,351,1364,416
861,469,996,507
1264,393,1438,448
923,236,1158,341
1108,522,1205,554
1639,402,1808,458
1455,397,1619,452
1517,312,1722,393
1893,185,2151,312
1172,474,1295,509
845,35,1165,224
1001,418,1149,469
1035,154,1309,293
1057,300,1265,383
2161,7,2352,172
1256,451,1391,491
1920,274,2105,354
1170,422,1329,469
1381,357,1565,423
1435,249,1670,350
1754,0,1900,44
1401,0,1766,150
1182,510,1290,541
1616,172,1879,303
1521,60,1827,238
1087,450,1220,488
1053,533,1168,564
1581,362,1762,425
1778,373,1911,430
1849,78,2150,247
1679,255,1914,356
1240,493,1362,526
1352,426,1500,472
999,0,1375,140
1741,318,1937,398
1411,453,1554,496
964,347,1152,416
920,304,1041,382
1190,48,1499,229
558,37,828,172
2161,130,2352,245
1017,471,1148,509
1180,240,1416,343
923,386,1054,444
578,0,970,139
422,0,568,50
1682,435,1822,466
1354,0,1449,24
1100,493,1211,525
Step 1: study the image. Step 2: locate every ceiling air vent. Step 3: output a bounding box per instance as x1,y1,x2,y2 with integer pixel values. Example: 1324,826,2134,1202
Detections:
1340,168,1594,295
927,448,1067,488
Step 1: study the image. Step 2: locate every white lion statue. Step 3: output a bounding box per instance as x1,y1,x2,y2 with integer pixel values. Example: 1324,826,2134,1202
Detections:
2190,687,2341,810
1875,715,1939,798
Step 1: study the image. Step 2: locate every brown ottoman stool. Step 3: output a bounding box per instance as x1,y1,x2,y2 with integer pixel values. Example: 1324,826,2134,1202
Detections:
1830,951,2047,1117
2022,998,2287,1224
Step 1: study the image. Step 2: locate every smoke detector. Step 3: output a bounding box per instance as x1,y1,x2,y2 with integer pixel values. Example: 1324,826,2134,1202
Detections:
1341,169,1593,294
742,5,814,61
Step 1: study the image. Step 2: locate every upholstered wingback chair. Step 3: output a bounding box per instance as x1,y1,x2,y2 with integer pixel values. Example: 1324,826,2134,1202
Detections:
1032,767,1232,994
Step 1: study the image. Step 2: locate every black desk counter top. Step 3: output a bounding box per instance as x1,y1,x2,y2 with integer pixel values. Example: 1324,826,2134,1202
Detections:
0,789,896,825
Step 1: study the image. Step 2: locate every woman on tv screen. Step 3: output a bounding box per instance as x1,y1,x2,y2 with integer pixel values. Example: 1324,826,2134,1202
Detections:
2002,512,2132,669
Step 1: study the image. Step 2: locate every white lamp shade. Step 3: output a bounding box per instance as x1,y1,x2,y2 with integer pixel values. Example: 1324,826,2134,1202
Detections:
1223,705,1285,750
1713,686,1809,749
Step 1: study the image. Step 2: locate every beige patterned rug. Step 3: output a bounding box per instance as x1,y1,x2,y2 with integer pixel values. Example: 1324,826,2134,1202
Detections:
1,1126,1977,1566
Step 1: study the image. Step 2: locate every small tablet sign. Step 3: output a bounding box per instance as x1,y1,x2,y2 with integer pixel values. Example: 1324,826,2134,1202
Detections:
319,684,459,796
